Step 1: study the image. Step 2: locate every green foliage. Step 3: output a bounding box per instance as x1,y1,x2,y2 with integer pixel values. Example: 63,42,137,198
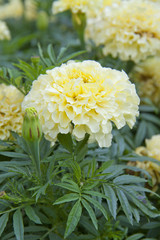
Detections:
0,131,159,239
1,3,160,239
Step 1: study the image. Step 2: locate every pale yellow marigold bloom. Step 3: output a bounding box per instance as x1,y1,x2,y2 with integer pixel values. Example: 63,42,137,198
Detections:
129,135,160,191
22,60,139,147
85,0,160,63
0,20,11,40
24,0,37,20
0,84,24,140
130,56,160,107
52,0,105,17
0,0,23,20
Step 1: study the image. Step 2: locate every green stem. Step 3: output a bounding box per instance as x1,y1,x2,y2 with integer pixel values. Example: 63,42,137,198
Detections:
27,141,42,182
72,12,86,49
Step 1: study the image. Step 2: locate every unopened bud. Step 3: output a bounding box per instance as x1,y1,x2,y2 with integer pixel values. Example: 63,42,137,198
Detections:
36,11,49,31
0,191,6,198
22,107,42,142
31,56,40,66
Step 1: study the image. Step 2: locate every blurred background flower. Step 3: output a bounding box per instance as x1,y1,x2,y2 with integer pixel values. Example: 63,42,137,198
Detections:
0,20,11,40
0,0,23,20
85,0,160,62
130,56,160,107
0,83,24,140
128,134,160,191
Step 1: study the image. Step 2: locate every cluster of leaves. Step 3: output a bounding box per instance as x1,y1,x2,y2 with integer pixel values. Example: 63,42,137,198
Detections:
0,128,159,240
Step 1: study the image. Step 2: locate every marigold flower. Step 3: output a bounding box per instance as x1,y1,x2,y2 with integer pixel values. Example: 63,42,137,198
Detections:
130,56,160,107
0,20,11,40
0,84,24,140
24,0,37,21
52,0,94,14
52,0,107,17
0,0,23,20
128,135,160,191
22,60,139,147
85,0,160,62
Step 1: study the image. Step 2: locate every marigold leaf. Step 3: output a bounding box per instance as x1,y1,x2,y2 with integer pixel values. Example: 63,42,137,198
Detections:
53,193,79,205
57,133,73,153
0,213,9,237
64,200,82,238
103,185,117,219
24,206,42,224
82,194,108,220
81,199,98,230
116,189,133,224
13,209,24,240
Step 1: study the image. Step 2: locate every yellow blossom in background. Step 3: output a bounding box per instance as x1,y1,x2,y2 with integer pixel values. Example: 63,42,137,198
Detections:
85,0,160,63
22,60,139,147
0,0,23,20
52,0,103,17
0,84,24,140
130,56,160,107
0,20,11,40
128,135,160,191
24,0,37,21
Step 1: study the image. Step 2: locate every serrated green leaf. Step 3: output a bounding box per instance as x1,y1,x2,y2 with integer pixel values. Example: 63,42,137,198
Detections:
75,133,89,161
81,199,98,230
135,120,147,147
120,154,160,165
82,194,108,220
67,161,81,184
82,190,109,200
47,44,57,65
103,185,117,219
59,50,86,65
64,200,82,238
131,206,140,223
142,221,160,229
95,160,113,174
53,193,79,205
0,152,29,159
13,209,24,240
141,113,160,126
57,47,68,61
55,181,80,193
116,189,133,224
57,133,73,153
0,213,9,237
0,173,17,183
113,175,146,185
127,192,159,218
126,233,144,240
24,206,41,224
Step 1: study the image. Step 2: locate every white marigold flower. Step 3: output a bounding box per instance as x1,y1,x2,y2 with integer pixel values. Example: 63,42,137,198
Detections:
85,0,160,63
128,135,160,191
22,60,139,147
0,20,11,40
0,0,23,20
130,56,160,107
0,84,24,140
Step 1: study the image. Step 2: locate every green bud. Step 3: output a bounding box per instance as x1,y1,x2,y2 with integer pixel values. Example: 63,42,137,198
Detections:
22,107,42,142
0,191,6,198
31,56,40,66
36,11,49,31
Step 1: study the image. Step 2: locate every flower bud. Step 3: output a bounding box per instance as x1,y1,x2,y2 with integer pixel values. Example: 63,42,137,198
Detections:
31,56,40,66
22,107,42,142
36,11,49,31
